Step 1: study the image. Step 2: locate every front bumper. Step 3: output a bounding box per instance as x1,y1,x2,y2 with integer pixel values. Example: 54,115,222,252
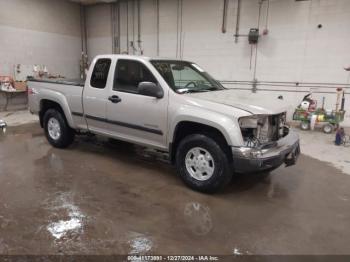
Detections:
231,131,300,173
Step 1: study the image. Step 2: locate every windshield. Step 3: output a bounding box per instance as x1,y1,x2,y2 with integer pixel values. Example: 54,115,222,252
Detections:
150,60,224,94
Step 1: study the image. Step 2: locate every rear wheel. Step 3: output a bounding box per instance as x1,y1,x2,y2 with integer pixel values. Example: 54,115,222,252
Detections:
43,109,75,148
323,124,334,134
175,134,232,193
300,121,310,131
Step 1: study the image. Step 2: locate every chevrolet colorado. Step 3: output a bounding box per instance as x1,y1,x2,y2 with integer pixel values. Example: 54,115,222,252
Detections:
28,55,300,193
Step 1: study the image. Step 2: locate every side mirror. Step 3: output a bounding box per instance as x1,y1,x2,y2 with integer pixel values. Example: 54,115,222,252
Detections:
138,82,164,99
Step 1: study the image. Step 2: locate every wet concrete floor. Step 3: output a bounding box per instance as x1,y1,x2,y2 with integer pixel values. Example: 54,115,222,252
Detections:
0,124,350,255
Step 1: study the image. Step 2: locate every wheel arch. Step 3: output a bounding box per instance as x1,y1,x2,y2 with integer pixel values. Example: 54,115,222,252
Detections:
39,99,74,128
169,121,233,164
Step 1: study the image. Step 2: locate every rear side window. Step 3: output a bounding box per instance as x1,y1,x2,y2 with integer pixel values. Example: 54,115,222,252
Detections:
90,58,111,89
114,60,157,93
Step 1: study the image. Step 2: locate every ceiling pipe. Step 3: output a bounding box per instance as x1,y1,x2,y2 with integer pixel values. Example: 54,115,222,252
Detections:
179,0,183,59
110,1,121,54
222,0,228,33
126,0,130,54
175,0,183,59
79,4,88,55
257,0,263,28
264,0,270,33
137,0,143,55
117,1,121,54
234,0,241,43
79,4,88,79
252,0,264,92
176,0,179,58
132,0,135,54
156,0,160,56
110,3,116,53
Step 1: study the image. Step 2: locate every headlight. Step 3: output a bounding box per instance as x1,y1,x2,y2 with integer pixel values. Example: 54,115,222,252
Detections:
239,116,258,128
239,115,268,128
239,115,268,146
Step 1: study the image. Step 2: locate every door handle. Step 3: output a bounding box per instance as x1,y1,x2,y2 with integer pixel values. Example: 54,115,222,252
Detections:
108,95,122,103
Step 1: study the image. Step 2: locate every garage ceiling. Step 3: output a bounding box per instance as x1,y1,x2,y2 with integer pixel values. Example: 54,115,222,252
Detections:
70,0,117,5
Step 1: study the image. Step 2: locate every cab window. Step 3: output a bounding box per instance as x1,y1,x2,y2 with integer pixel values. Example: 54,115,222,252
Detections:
90,58,111,89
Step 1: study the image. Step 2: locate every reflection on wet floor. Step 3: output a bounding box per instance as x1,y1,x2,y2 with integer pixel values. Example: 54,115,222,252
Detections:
46,192,86,240
184,202,212,236
127,232,154,254
1,124,350,255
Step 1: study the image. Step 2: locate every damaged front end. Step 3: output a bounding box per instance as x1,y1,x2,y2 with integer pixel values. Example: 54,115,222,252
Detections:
239,113,289,148
231,113,300,173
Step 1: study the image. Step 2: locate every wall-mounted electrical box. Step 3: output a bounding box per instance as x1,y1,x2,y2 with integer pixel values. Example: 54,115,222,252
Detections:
248,28,259,44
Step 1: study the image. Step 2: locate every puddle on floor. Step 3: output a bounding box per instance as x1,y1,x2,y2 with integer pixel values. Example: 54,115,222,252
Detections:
127,232,154,254
45,192,86,240
184,202,213,236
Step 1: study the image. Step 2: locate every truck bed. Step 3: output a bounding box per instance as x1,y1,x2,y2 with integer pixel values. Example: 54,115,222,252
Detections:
27,77,84,87
27,77,86,130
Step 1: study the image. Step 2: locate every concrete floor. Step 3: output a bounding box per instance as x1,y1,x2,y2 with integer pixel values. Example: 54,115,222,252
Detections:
0,110,38,126
299,128,350,175
0,124,350,255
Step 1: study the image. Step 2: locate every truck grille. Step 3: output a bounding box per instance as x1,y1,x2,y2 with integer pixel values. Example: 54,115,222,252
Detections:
258,113,287,143
241,112,288,148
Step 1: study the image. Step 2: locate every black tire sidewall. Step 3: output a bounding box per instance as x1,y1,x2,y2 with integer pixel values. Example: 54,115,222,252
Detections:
43,109,74,148
176,134,232,193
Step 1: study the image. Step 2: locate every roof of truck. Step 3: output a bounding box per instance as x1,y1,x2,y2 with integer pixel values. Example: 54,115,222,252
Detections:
94,54,192,63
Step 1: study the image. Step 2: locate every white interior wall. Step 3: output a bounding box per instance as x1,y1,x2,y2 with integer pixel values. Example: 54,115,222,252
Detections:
0,0,83,111
86,0,350,126
0,0,82,79
86,4,113,60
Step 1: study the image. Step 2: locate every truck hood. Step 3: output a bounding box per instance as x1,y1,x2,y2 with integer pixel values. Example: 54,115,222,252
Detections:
185,89,290,115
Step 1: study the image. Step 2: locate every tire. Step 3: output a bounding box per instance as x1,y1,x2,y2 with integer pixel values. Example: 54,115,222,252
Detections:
175,134,232,193
300,121,310,131
43,109,75,148
323,124,334,134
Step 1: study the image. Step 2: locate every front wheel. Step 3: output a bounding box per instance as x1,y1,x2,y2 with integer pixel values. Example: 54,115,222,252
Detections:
175,134,232,193
43,109,75,148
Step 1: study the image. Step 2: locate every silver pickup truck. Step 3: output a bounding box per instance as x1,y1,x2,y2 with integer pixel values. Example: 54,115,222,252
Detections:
28,55,300,193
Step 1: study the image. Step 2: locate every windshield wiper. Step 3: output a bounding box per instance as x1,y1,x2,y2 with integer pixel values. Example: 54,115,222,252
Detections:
177,87,219,94
177,88,209,94
187,89,211,93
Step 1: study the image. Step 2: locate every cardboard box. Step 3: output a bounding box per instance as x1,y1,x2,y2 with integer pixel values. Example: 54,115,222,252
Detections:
0,76,14,84
14,81,27,92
